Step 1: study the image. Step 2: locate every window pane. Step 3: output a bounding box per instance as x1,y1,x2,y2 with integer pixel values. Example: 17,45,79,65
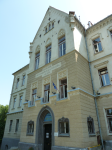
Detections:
105,74,110,85
60,122,64,133
59,45,62,57
60,86,64,99
101,75,106,86
108,118,112,132
107,109,112,115
98,42,102,51
59,36,65,43
65,85,67,98
61,79,67,85
66,122,69,133
63,42,66,55
49,51,51,63
93,38,100,44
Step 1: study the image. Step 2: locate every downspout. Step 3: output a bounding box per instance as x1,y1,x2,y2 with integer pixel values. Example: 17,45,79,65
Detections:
84,30,104,150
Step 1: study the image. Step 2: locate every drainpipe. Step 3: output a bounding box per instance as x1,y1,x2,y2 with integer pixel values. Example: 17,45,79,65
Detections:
84,30,104,150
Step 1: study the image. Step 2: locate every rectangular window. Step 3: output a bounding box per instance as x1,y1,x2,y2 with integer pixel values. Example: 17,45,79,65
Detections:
49,24,51,31
13,98,16,108
16,78,19,88
106,109,112,133
93,37,102,53
35,52,40,70
19,96,22,107
60,78,67,99
32,89,37,105
15,119,19,132
22,75,25,86
44,84,50,103
59,122,69,134
110,30,112,38
52,22,54,28
59,36,66,57
46,45,51,64
9,120,13,132
98,68,110,87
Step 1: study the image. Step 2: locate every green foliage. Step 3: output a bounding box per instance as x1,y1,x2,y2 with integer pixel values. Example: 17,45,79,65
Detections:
28,147,34,150
0,105,9,145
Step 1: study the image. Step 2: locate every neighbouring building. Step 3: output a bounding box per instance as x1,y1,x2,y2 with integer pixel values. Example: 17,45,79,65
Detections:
1,6,112,150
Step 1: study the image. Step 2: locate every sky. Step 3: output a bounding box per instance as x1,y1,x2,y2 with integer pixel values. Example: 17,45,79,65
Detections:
0,0,112,106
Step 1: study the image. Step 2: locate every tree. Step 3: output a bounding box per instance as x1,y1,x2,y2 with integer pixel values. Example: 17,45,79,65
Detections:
0,105,9,146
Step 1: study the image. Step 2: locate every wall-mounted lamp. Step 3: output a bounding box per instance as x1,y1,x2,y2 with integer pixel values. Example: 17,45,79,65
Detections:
37,96,40,98
52,92,56,94
97,92,100,95
71,86,76,89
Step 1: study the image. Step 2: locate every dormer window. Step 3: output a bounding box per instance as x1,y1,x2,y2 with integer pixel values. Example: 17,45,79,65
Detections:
93,37,102,53
45,28,47,34
49,24,51,31
16,78,19,88
110,30,112,38
52,22,54,28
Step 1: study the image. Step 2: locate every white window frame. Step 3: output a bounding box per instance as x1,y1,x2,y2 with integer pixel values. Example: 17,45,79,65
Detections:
98,68,110,87
19,96,22,107
35,52,40,70
59,78,67,99
15,119,19,132
59,36,66,57
22,75,25,86
46,45,51,64
16,78,19,89
103,107,112,135
13,98,16,108
92,37,102,53
44,84,50,103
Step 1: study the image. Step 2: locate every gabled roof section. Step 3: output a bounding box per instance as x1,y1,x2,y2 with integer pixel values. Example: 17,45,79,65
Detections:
12,64,29,75
32,6,68,44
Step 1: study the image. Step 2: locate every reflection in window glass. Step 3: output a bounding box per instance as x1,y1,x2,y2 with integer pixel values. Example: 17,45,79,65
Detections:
93,37,102,53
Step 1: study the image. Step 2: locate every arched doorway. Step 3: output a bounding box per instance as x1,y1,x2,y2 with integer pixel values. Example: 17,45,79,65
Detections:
35,106,55,150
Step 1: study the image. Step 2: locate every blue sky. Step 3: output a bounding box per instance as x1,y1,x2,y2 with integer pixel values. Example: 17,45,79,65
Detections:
0,0,112,106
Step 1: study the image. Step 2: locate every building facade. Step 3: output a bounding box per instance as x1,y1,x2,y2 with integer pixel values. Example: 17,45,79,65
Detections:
1,7,112,150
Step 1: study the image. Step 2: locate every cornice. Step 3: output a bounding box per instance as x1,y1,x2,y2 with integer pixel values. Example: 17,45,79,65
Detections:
94,60,109,68
86,14,112,35
7,110,23,115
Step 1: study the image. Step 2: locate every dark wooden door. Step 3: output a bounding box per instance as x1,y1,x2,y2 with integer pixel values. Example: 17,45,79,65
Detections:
44,124,52,150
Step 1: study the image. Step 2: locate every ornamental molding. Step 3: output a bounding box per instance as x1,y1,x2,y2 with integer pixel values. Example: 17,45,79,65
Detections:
58,117,69,122
94,60,109,68
43,76,50,85
58,69,67,79
35,45,40,53
31,81,38,89
86,15,112,35
28,120,34,124
58,29,65,38
46,38,51,46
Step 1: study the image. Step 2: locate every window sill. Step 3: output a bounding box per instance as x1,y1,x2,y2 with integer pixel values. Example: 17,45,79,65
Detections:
7,132,10,134
26,133,34,136
58,133,70,137
14,132,17,134
41,102,49,105
100,84,111,89
94,50,103,55
18,106,21,108
11,108,15,110
57,96,69,102
89,134,96,137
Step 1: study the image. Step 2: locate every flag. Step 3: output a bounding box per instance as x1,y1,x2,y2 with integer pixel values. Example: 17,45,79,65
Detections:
52,82,57,90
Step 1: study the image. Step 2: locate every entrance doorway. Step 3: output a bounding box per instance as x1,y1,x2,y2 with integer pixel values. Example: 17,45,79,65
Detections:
44,124,52,150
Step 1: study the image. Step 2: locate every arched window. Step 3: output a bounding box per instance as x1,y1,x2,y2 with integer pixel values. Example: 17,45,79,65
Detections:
27,120,34,136
44,113,52,122
58,117,69,137
87,116,95,136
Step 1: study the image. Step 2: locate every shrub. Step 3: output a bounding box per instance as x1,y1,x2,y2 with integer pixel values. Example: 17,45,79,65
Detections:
28,147,34,150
